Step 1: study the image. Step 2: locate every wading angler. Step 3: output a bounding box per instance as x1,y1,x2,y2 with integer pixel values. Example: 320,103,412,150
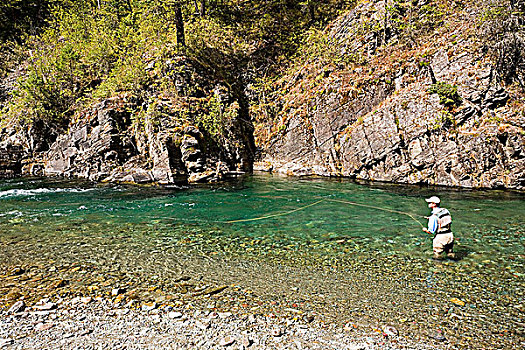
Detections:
423,196,455,260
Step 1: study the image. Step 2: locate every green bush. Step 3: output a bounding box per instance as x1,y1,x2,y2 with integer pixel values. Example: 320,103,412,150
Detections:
195,92,239,139
428,81,462,107
431,110,456,130
2,0,357,132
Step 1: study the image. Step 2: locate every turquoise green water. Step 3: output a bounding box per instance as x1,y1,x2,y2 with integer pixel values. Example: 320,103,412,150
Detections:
1,175,523,263
0,175,524,348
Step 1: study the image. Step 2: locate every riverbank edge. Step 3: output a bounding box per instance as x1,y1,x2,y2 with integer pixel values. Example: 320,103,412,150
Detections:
0,294,442,350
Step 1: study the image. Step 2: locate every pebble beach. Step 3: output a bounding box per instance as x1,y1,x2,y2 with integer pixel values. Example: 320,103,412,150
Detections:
1,294,441,350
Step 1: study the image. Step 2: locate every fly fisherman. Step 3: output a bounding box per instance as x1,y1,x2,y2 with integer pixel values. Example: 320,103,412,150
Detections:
423,196,455,259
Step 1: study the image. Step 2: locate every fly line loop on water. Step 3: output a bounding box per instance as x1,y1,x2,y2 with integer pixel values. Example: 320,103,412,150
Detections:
223,199,325,224
323,198,426,229
131,195,426,228
224,197,426,228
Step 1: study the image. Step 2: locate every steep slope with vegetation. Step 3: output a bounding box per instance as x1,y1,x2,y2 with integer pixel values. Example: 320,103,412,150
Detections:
0,0,349,182
0,0,523,188
253,0,525,189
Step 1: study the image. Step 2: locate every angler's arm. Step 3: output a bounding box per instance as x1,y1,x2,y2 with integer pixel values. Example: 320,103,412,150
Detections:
423,215,438,234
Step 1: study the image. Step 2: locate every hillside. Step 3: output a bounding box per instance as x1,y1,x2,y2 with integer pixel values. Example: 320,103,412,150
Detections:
0,0,346,182
253,0,525,189
0,0,523,188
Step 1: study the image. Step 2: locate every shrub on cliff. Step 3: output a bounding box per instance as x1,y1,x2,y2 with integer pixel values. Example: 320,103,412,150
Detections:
428,82,462,108
0,0,55,76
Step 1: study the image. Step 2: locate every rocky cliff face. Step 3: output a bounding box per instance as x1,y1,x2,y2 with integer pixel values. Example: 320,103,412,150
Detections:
0,145,22,178
1,1,523,189
256,1,525,190
40,98,253,184
1,56,255,184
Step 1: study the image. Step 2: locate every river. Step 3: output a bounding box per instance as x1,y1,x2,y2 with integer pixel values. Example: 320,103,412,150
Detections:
0,174,523,348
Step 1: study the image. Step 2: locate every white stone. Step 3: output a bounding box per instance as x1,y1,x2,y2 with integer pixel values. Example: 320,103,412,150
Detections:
141,302,157,311
8,300,25,313
35,322,54,331
81,297,92,304
33,302,57,311
111,288,125,296
0,339,14,347
218,336,235,347
195,320,209,330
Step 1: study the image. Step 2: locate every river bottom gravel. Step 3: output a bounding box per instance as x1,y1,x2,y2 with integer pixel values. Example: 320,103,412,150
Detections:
0,176,523,349
0,296,440,350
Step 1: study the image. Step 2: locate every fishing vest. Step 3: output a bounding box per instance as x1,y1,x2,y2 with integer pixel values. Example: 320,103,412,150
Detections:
433,207,452,234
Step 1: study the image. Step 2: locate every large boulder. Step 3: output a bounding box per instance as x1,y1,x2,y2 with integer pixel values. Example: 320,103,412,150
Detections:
41,91,253,184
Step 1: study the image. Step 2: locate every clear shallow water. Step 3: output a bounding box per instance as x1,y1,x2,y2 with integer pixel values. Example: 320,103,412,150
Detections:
0,175,524,348
0,175,523,262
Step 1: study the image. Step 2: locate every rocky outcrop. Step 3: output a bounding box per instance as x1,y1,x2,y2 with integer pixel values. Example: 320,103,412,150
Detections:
256,1,525,190
0,53,255,184
44,98,139,182
0,145,23,178
41,95,253,184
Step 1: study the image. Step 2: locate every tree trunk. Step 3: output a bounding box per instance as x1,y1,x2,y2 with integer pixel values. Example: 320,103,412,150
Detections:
174,4,185,46
308,2,315,23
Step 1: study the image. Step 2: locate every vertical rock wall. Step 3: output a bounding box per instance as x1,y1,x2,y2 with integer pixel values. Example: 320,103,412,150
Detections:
0,145,22,178
40,94,253,184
